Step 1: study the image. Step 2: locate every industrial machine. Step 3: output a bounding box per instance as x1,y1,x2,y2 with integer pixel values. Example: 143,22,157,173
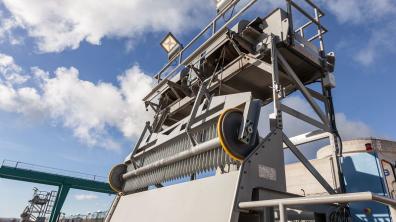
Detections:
107,0,396,221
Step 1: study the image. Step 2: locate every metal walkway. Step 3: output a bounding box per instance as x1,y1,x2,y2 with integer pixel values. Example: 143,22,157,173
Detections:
0,160,115,222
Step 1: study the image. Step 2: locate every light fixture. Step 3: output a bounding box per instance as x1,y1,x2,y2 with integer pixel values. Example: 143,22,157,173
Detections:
216,0,237,14
160,32,182,61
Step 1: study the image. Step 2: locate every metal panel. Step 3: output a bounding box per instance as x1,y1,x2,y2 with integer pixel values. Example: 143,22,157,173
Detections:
109,172,240,222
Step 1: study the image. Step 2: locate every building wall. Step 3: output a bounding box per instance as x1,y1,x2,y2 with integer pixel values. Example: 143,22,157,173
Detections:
285,157,337,196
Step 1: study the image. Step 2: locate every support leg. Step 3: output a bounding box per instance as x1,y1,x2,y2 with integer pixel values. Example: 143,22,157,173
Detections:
279,203,286,222
260,207,274,222
49,184,70,222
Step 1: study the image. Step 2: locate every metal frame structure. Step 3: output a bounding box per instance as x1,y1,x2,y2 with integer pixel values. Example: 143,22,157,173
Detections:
20,188,57,222
107,0,392,221
0,160,115,222
127,0,343,195
153,0,258,83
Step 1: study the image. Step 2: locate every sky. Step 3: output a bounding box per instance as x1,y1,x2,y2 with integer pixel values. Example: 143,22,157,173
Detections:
0,0,395,218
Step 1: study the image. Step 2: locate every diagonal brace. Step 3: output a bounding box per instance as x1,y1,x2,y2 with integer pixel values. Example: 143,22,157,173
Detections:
283,133,335,194
185,81,210,146
280,104,331,132
277,52,329,126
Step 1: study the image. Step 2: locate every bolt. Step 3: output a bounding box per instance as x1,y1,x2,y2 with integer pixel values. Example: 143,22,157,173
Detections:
247,126,253,133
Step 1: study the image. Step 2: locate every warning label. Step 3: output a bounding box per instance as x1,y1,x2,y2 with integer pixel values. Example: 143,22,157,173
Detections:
258,164,277,181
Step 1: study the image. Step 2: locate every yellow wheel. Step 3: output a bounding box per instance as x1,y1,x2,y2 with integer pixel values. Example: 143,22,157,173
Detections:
217,108,258,161
109,164,127,193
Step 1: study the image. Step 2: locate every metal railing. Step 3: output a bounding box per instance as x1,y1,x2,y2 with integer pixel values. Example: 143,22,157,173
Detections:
153,0,258,83
1,159,107,182
239,192,396,222
288,0,328,51
152,0,328,87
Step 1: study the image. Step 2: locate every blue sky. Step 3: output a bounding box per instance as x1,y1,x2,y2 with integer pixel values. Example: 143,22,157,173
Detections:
0,0,395,218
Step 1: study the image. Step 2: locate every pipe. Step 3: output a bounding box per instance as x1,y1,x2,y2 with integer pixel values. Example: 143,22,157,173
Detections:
238,192,396,210
122,138,220,180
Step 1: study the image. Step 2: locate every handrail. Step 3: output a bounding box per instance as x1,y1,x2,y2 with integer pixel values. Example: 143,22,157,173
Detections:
287,0,327,50
289,1,326,32
239,192,396,222
154,0,240,81
304,0,324,15
153,0,327,87
1,159,107,182
239,192,396,209
154,0,257,83
295,13,324,34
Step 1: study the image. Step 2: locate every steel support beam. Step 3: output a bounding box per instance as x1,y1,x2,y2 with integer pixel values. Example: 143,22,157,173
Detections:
283,130,330,148
277,52,329,126
49,184,70,222
0,166,114,193
280,104,330,132
283,133,335,194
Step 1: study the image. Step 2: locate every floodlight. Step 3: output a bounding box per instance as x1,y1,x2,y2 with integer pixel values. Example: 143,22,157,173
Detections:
160,32,182,60
216,0,238,14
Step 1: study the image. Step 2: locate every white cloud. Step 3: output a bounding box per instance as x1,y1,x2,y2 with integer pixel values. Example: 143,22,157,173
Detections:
0,52,377,154
323,0,396,24
354,21,396,66
0,53,153,150
319,0,396,66
335,113,372,140
0,11,23,45
0,53,29,85
74,194,98,201
1,0,213,53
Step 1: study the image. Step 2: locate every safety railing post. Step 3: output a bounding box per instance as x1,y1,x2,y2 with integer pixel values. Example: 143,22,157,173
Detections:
314,8,324,53
279,203,286,222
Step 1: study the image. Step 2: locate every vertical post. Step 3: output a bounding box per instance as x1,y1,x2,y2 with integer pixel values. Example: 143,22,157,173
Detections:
313,0,344,193
260,207,275,222
49,184,70,222
323,85,346,193
279,203,286,222
178,52,183,65
315,8,345,192
314,8,324,53
270,35,282,131
286,0,294,45
271,36,280,114
212,20,217,34
299,28,304,38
